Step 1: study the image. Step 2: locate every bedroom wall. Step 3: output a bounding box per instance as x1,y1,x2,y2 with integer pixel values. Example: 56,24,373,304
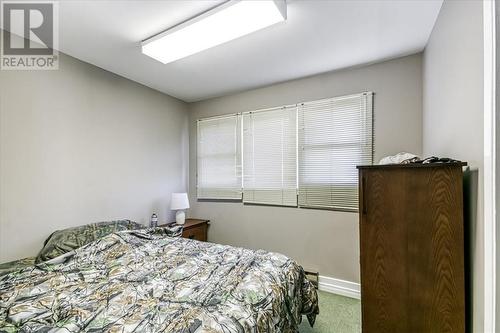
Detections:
188,53,423,283
422,0,483,331
0,51,189,263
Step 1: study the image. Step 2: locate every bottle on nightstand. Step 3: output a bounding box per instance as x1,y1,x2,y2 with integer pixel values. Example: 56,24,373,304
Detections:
150,213,158,228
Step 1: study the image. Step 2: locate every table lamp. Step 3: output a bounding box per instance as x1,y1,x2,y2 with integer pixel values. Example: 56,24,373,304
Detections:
171,192,190,224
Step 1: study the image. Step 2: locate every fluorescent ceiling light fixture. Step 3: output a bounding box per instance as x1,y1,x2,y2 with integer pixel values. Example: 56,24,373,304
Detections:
142,0,287,64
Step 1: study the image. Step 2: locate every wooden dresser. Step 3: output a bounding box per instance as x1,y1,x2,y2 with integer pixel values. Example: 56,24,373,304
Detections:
357,163,466,333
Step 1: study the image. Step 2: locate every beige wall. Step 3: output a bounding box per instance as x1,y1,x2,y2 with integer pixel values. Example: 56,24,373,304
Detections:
188,54,423,283
0,52,189,262
422,0,484,331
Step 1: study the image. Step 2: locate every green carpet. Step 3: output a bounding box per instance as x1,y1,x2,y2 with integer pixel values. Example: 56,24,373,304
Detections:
299,291,361,333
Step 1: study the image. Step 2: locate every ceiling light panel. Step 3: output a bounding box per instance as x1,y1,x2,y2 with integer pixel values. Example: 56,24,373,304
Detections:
142,0,287,64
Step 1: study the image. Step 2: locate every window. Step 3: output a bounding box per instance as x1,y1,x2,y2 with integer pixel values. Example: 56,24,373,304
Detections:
242,106,297,206
197,115,242,200
298,92,373,210
196,92,374,211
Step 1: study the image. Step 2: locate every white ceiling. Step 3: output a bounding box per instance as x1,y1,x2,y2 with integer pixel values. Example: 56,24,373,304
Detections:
56,0,443,102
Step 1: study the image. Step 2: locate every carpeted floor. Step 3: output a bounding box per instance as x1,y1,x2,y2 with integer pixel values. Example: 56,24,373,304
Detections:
299,291,361,333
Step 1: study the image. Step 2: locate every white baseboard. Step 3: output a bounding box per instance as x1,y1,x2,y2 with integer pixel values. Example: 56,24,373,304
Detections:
318,275,361,299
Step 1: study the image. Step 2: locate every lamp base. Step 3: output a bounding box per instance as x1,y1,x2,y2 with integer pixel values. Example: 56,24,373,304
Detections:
175,210,186,225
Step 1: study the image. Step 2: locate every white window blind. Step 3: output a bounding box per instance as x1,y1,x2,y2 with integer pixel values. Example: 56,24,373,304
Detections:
197,115,242,200
298,92,373,211
242,106,297,206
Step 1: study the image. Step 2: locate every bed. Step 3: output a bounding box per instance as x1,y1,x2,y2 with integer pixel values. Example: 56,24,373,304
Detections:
0,221,318,332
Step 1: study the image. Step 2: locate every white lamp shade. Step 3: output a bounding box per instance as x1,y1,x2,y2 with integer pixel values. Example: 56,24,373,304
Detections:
170,193,190,210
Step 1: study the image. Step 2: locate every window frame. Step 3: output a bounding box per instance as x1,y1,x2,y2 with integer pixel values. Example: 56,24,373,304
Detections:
241,105,298,207
195,91,374,211
196,114,243,201
297,92,374,212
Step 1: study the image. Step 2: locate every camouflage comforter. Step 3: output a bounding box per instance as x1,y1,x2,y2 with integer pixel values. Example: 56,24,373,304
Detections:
0,228,318,332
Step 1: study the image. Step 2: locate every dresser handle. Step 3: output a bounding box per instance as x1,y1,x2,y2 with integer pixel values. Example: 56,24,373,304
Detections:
189,235,195,239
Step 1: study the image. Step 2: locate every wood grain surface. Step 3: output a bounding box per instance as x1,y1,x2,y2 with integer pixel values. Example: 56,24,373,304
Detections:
358,164,465,332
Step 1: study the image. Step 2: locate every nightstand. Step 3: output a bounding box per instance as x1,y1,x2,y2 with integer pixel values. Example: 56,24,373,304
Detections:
181,219,209,241
160,219,209,242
